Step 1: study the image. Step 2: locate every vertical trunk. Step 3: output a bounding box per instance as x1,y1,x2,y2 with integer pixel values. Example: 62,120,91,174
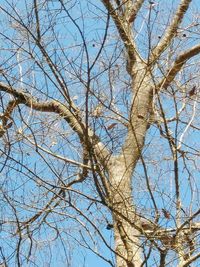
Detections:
106,63,153,267
113,209,142,267
109,157,142,267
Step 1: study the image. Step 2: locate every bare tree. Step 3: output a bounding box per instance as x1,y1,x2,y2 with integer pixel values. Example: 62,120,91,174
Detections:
0,0,200,266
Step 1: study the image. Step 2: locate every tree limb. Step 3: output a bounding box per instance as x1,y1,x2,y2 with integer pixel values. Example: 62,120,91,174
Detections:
101,0,137,72
128,0,145,24
151,0,192,60
178,252,200,267
159,44,200,89
0,82,111,164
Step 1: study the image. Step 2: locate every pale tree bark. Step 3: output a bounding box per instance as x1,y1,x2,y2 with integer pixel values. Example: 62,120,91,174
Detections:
109,158,142,267
1,0,200,266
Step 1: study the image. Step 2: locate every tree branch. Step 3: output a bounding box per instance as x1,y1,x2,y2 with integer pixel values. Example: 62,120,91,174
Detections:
128,0,145,24
0,82,111,164
23,135,92,170
159,44,200,89
0,81,85,134
179,252,200,267
101,0,137,73
151,0,192,60
33,0,41,42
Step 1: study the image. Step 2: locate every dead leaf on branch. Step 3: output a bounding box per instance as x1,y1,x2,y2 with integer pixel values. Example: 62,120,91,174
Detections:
107,123,117,130
162,209,171,219
188,86,197,97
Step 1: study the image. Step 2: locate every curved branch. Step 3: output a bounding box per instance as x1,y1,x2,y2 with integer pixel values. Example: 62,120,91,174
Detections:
0,81,85,135
0,82,111,164
159,44,200,89
151,0,192,60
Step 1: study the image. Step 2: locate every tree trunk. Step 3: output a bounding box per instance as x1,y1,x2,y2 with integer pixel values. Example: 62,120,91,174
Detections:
109,157,142,267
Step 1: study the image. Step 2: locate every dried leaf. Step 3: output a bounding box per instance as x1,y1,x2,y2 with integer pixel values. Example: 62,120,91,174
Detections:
189,86,196,97
162,209,170,219
107,123,117,130
129,12,136,23
5,122,13,129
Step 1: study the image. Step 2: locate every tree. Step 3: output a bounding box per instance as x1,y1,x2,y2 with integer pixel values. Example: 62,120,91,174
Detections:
0,0,200,266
